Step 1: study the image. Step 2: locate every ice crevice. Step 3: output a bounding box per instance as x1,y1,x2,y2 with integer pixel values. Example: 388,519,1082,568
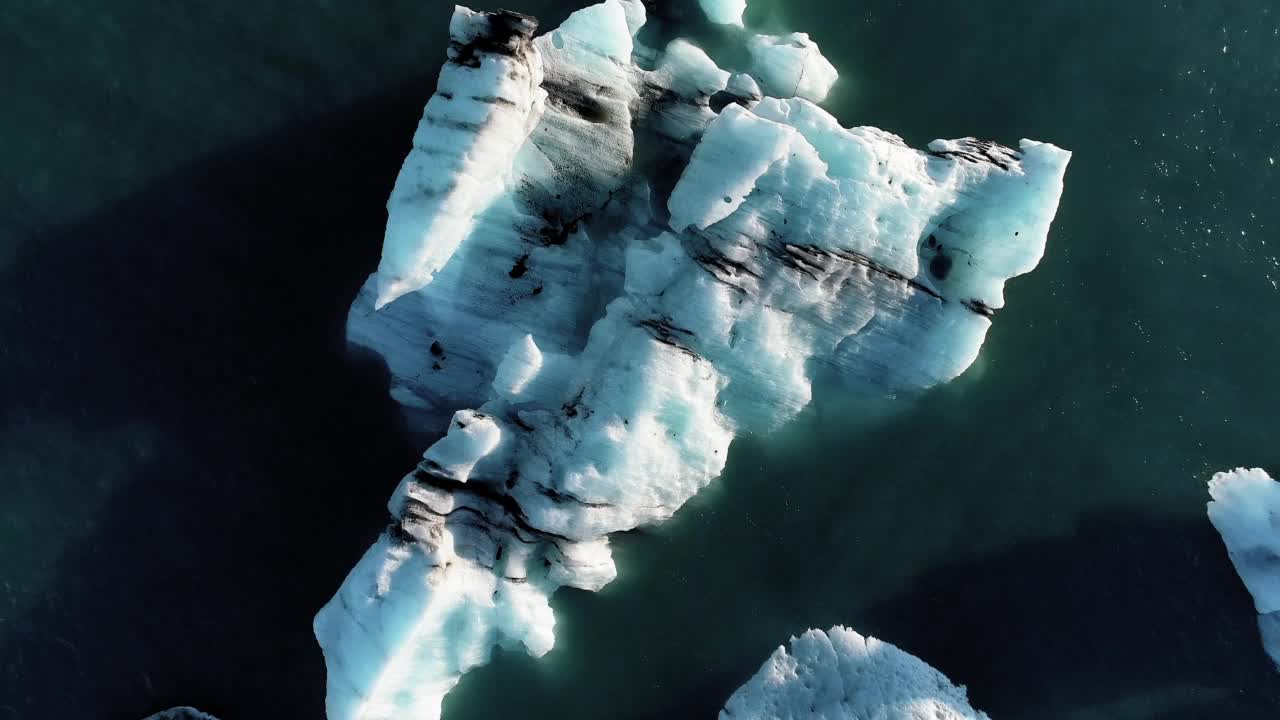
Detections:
316,1,1070,718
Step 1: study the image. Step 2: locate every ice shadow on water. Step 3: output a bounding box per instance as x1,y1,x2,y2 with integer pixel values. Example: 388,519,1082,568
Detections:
858,510,1280,719
635,509,1280,720
0,78,441,719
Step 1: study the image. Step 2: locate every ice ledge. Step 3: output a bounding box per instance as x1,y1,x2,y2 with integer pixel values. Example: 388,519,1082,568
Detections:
374,7,545,309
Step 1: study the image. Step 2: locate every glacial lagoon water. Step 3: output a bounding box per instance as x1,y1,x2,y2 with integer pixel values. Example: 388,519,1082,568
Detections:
3,1,1280,718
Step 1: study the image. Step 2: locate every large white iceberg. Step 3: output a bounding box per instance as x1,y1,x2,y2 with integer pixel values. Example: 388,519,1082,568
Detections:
315,2,1070,718
1207,467,1280,670
721,626,989,719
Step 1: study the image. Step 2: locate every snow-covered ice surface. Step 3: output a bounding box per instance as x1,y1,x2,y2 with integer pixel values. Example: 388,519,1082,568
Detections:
720,626,989,720
314,1,1070,718
1207,467,1280,670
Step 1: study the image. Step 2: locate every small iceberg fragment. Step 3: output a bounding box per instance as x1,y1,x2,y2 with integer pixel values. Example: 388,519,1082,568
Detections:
141,708,220,720
1207,467,1280,670
721,626,990,719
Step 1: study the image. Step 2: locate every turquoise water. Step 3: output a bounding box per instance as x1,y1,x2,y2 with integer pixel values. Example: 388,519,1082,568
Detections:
3,0,1280,718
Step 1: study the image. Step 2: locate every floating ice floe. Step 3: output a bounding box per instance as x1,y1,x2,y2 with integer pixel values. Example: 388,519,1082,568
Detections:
721,626,990,720
315,1,1070,718
1207,467,1280,670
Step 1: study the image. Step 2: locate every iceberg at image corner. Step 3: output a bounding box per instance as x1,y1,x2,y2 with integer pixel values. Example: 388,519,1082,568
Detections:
314,1,1071,718
1207,467,1280,670
721,626,989,720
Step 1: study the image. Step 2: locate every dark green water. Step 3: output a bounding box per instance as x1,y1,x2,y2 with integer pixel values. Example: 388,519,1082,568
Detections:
3,1,1279,718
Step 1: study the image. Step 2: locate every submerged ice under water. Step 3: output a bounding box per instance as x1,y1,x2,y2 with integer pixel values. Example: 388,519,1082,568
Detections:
314,1,1067,718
